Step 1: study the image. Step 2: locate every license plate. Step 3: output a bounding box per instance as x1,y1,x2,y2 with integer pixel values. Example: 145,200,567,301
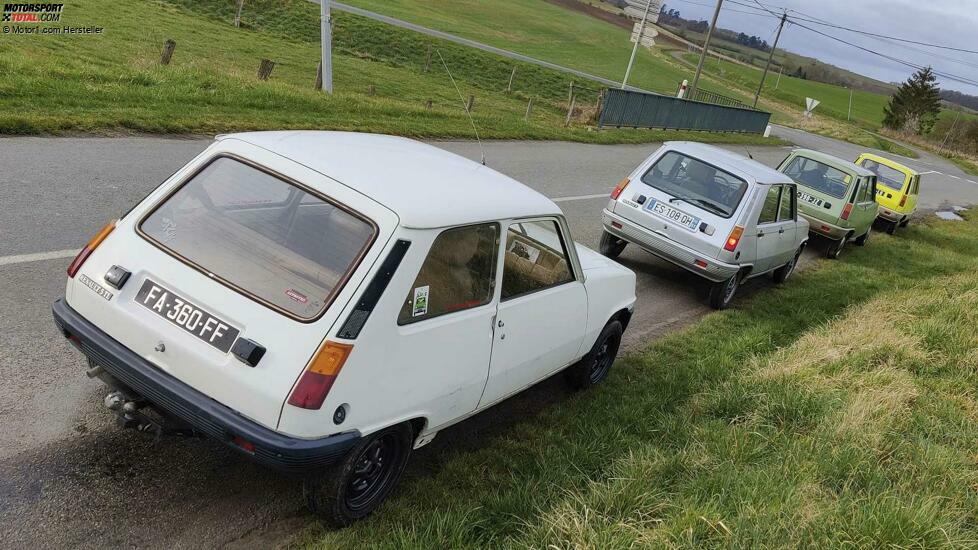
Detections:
135,279,240,353
645,199,699,231
798,191,824,207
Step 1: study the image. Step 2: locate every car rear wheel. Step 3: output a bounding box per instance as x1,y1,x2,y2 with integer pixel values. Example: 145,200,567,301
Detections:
599,231,627,259
854,226,871,246
565,320,622,390
825,234,848,259
899,217,910,228
772,249,801,284
304,423,413,528
708,273,739,310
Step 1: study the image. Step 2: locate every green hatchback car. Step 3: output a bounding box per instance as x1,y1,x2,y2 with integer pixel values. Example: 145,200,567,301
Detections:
777,149,879,258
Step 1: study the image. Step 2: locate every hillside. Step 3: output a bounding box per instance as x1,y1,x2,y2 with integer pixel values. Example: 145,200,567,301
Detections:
0,0,776,144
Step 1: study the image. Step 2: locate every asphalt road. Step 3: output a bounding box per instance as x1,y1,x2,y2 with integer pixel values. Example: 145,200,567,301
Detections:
0,129,973,548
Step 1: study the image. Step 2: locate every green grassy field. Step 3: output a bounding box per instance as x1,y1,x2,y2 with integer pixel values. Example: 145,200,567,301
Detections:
681,53,890,128
298,213,978,548
340,0,694,96
0,0,780,144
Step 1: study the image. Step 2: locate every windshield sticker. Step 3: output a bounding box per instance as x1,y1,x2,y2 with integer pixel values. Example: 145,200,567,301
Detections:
412,285,429,317
844,174,852,184
160,217,177,241
285,288,308,304
508,239,541,263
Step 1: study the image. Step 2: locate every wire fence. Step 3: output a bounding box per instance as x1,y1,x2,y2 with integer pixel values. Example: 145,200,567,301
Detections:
686,88,757,111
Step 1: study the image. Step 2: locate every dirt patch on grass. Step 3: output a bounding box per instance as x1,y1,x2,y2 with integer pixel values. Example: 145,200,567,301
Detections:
542,0,632,30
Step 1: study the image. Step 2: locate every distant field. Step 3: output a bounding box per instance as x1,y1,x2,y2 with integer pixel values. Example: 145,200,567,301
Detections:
340,0,696,96
681,53,889,127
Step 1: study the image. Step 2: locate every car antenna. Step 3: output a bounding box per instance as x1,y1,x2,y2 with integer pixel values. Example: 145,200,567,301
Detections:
745,147,754,160
437,49,486,165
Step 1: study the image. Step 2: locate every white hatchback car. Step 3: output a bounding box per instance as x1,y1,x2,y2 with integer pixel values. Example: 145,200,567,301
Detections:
52,131,636,526
600,142,809,309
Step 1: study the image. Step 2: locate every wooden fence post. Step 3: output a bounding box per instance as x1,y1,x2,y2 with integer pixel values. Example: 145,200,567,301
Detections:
234,0,245,28
466,94,475,113
593,88,606,123
524,98,533,122
257,59,275,80
565,93,577,126
424,44,433,72
568,81,575,104
367,84,376,96
315,62,323,90
160,39,176,65
507,67,516,92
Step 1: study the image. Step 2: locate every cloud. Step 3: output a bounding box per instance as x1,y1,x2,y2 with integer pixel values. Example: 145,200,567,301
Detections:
661,0,978,94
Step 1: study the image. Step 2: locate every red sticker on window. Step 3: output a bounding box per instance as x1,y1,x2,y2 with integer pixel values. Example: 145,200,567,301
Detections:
285,289,308,304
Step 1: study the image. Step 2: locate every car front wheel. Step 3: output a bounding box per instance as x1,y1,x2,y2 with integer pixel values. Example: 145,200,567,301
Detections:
599,231,627,259
709,273,739,310
304,422,413,528
566,320,623,389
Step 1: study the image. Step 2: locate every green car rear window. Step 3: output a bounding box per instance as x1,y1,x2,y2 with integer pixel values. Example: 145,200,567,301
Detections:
783,156,852,199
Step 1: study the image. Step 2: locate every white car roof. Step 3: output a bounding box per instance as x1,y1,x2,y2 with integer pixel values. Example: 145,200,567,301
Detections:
662,141,795,185
218,131,562,229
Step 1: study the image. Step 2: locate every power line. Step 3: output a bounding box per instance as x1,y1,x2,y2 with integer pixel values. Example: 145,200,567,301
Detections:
787,14,978,55
667,0,978,88
789,20,978,88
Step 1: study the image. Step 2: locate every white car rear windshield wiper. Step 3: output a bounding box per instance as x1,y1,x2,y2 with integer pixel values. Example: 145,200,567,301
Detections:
670,196,729,216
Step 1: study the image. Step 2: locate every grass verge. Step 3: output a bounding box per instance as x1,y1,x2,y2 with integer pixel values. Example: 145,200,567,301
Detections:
298,212,978,548
0,0,779,145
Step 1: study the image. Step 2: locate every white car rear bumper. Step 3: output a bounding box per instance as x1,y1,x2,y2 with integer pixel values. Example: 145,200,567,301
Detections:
602,209,739,283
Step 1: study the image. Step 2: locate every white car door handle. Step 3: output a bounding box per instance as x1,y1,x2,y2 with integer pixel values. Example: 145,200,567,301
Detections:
497,320,505,328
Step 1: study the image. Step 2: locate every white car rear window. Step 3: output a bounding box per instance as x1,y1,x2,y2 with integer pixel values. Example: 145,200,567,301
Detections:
641,151,748,218
140,157,376,320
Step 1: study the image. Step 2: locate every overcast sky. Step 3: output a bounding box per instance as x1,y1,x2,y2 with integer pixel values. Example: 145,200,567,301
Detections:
660,0,978,95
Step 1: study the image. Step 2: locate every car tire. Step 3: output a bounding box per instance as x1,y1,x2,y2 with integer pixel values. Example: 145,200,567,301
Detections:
854,225,871,246
772,249,801,284
304,423,413,528
825,234,848,259
708,273,739,310
886,220,898,235
900,217,910,228
565,320,623,390
598,231,627,259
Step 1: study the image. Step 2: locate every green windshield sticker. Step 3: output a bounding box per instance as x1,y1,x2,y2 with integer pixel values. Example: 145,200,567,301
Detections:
412,285,429,317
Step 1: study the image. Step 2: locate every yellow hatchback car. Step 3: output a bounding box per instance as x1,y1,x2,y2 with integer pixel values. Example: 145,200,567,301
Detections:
854,153,920,234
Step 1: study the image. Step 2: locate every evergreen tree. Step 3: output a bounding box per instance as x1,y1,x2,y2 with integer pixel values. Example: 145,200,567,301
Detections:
883,67,942,134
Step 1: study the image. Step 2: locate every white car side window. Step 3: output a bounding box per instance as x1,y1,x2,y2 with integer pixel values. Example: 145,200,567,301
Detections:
397,223,500,325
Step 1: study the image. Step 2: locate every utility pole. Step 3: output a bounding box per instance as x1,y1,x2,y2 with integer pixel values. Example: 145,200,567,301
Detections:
847,87,853,121
753,11,786,108
621,0,654,89
321,0,333,94
939,111,962,154
689,0,724,98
